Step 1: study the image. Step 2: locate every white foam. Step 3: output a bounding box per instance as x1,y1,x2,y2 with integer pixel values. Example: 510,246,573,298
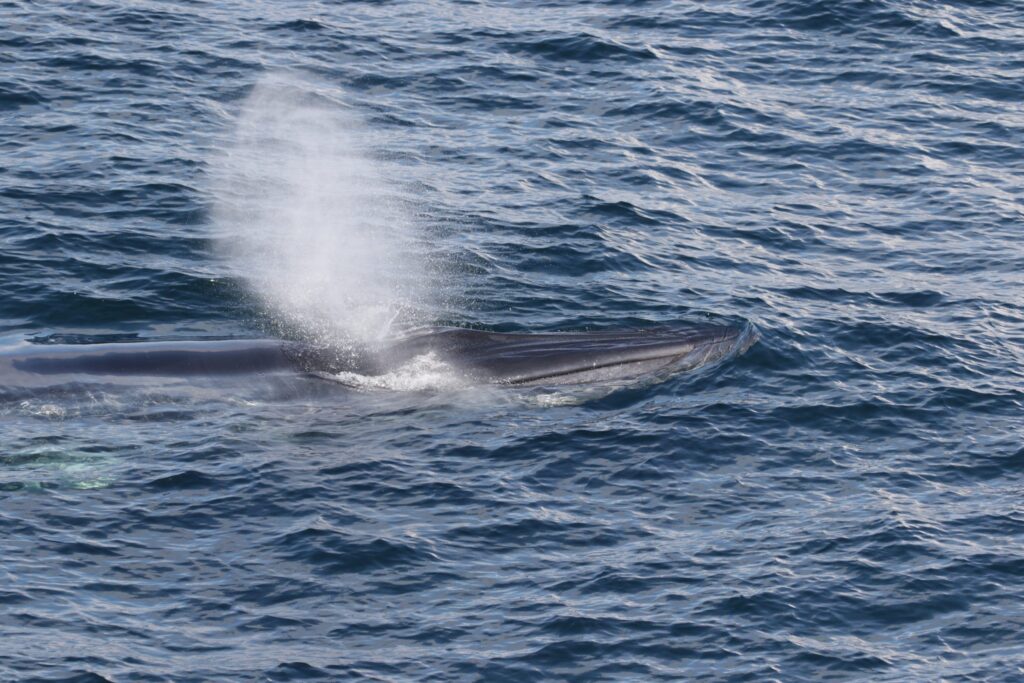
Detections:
19,400,66,419
319,352,468,392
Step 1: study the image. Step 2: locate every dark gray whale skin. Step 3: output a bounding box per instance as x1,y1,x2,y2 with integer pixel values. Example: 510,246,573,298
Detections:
0,324,753,387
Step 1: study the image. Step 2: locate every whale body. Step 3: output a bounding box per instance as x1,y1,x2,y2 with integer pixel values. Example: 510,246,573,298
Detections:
0,324,753,388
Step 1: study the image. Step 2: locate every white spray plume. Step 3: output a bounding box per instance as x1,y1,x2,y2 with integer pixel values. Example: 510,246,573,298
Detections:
211,72,427,346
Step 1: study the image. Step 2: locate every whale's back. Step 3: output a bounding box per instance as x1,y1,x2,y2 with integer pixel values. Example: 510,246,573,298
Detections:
0,324,755,390
375,324,753,386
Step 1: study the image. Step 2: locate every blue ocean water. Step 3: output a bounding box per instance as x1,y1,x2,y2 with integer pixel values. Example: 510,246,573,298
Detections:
2,0,1023,680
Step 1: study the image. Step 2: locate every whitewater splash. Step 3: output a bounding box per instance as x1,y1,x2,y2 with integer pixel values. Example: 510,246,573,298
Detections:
210,73,429,346
320,352,467,392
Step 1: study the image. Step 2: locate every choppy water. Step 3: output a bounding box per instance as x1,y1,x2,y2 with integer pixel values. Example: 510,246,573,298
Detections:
2,1,1023,680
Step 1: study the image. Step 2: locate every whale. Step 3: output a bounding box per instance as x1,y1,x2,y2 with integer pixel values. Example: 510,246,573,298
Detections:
0,324,754,389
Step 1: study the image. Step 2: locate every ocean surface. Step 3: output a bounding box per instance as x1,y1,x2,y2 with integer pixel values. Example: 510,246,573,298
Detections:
2,0,1023,680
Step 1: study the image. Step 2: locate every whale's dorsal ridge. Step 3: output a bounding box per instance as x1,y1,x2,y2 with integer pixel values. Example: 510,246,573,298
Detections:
0,323,754,388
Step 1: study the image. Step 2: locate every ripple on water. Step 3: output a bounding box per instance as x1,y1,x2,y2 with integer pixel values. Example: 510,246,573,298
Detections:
0,0,1023,680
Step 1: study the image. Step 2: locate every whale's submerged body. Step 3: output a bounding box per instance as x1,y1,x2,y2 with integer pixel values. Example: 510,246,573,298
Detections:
0,324,755,389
